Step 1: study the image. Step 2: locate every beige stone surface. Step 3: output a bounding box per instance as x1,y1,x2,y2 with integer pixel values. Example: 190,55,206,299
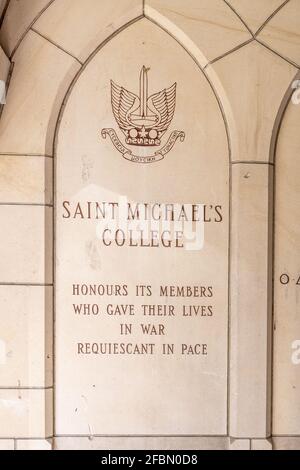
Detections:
34,0,143,63
258,0,300,67
0,30,80,156
0,439,14,450
228,438,250,450
230,164,273,438
273,100,300,435
16,438,52,450
146,0,251,67
55,18,229,436
0,206,52,284
206,42,297,163
0,389,53,438
273,437,300,450
0,156,52,204
0,286,53,388
251,439,272,450
55,436,228,450
225,0,287,35
0,0,53,57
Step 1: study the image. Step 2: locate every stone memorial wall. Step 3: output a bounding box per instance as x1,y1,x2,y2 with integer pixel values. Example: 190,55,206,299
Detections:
0,0,299,451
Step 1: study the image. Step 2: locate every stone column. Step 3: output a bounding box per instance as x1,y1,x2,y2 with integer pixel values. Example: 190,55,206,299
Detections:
229,162,273,439
0,38,54,448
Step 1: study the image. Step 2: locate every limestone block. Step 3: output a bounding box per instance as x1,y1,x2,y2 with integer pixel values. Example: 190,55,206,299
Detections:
0,388,53,439
0,286,53,388
0,205,52,284
273,437,300,451
0,156,52,205
146,0,251,67
34,0,143,63
0,30,80,156
206,42,297,163
228,438,251,450
251,439,273,450
0,0,52,57
55,436,228,450
258,0,300,67
225,0,287,35
16,438,52,450
0,439,14,450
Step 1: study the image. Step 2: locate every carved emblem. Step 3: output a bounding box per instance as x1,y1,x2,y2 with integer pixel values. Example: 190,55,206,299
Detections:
101,66,185,163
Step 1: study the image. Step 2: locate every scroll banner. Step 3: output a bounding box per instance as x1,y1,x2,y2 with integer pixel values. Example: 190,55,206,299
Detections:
101,129,185,163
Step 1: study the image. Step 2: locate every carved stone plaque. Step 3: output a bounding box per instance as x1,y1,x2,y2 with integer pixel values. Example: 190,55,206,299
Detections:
55,19,229,435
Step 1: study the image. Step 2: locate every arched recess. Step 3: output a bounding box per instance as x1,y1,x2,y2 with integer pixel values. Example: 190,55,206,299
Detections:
272,71,300,438
53,14,231,440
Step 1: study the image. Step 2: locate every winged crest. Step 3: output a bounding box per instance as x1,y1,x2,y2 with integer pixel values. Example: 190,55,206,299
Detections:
110,66,177,146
